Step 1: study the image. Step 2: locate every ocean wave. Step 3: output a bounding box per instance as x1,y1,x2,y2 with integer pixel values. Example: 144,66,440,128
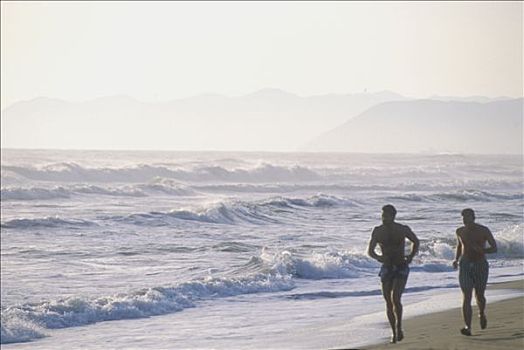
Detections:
0,318,45,344
0,274,294,344
135,181,196,196
194,182,392,194
415,225,524,269
256,249,377,279
1,187,71,201
69,185,146,197
194,180,523,194
257,227,524,280
256,248,456,279
1,185,146,201
110,194,356,226
1,181,196,201
106,204,274,226
387,190,522,202
212,241,260,253
258,194,358,209
494,224,524,258
2,163,321,183
1,217,96,229
3,196,302,230
168,204,252,225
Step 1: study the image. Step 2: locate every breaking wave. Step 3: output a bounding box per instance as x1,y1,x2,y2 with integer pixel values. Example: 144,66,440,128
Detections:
0,274,294,344
415,224,524,271
257,249,377,279
252,225,524,280
3,163,321,183
1,181,196,201
2,223,522,344
109,194,358,226
2,194,356,229
494,224,524,258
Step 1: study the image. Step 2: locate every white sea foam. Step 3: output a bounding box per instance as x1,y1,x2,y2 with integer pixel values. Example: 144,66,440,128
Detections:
257,228,524,280
135,180,196,196
260,249,377,279
0,317,46,344
494,224,524,258
414,224,524,271
258,248,457,279
0,274,294,344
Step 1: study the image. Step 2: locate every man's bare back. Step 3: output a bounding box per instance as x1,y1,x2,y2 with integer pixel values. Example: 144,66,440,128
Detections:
371,223,414,266
456,223,494,262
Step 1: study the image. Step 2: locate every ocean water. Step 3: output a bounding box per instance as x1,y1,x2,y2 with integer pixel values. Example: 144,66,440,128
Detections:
1,149,523,348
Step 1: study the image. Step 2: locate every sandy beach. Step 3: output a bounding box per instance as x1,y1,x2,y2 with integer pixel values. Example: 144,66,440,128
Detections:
356,279,524,350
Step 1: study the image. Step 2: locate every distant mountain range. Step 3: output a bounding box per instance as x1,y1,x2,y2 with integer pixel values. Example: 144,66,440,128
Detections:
1,89,407,151
303,98,523,154
2,89,522,153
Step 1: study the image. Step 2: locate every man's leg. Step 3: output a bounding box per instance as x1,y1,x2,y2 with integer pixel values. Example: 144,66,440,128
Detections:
475,289,487,329
475,261,489,329
381,280,396,342
461,286,473,332
459,260,474,335
392,277,408,341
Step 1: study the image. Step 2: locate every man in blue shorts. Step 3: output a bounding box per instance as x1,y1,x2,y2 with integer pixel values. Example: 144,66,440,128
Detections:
368,204,420,343
452,208,497,336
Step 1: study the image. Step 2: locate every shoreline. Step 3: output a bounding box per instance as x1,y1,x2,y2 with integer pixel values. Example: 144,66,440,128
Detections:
356,279,524,350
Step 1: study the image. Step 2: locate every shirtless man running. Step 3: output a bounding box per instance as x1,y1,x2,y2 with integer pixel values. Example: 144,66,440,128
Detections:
453,208,497,336
367,204,420,343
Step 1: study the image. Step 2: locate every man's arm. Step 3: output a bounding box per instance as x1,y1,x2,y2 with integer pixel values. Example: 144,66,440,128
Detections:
404,227,419,264
367,228,384,263
484,228,497,254
453,230,462,269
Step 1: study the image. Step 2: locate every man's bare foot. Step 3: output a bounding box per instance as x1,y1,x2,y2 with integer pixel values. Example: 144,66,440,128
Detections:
480,314,487,329
460,327,472,336
390,335,397,344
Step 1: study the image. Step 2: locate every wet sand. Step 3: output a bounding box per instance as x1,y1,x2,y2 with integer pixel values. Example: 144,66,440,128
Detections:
359,279,524,350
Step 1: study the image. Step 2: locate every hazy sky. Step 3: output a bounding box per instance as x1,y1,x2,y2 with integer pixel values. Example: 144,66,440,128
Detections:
1,1,523,108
